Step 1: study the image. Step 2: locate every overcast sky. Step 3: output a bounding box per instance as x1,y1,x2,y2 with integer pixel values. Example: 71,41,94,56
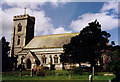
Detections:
0,0,119,45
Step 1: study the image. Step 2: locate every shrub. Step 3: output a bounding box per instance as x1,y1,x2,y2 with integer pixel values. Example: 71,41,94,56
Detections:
72,67,82,74
46,70,55,75
103,49,120,80
36,66,46,76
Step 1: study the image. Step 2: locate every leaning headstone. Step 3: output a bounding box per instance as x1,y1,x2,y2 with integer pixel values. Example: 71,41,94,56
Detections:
108,80,111,82
89,75,93,82
20,68,22,76
92,67,94,76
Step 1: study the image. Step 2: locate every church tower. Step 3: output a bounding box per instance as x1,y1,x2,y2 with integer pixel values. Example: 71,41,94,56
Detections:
9,9,35,57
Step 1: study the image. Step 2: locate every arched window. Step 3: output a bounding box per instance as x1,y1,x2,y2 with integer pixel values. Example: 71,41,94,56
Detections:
17,36,20,45
18,23,22,32
54,55,58,63
42,55,46,64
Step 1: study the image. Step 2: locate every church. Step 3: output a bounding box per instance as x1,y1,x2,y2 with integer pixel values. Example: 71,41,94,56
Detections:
9,11,86,70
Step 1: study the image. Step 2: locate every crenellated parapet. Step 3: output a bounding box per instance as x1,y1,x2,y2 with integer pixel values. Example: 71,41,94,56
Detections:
13,14,35,21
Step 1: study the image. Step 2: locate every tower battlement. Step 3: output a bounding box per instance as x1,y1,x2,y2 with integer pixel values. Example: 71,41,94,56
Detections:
13,14,35,21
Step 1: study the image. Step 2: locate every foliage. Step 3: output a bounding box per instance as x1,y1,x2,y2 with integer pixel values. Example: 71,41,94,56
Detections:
46,70,55,75
1,37,10,71
36,69,46,76
103,45,120,80
61,20,111,67
36,66,46,76
72,67,82,74
1,37,10,58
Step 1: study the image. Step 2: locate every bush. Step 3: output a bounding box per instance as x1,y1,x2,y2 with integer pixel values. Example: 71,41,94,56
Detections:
72,67,82,74
103,49,120,80
36,70,45,76
46,70,55,75
36,66,46,76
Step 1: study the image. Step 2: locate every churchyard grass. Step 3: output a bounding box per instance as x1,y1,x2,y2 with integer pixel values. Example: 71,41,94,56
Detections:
2,70,115,80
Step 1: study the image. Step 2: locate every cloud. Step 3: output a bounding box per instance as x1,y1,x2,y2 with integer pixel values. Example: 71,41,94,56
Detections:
0,8,2,39
70,12,118,31
3,0,69,3
26,9,55,35
2,0,69,9
3,2,45,10
70,2,118,32
100,2,118,13
50,0,70,7
53,27,72,34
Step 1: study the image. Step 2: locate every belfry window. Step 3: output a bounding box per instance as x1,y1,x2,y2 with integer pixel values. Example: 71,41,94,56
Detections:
18,23,22,32
54,55,58,63
42,55,46,64
17,36,20,45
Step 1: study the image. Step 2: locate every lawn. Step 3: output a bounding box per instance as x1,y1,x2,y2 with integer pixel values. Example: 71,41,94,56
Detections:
2,70,115,81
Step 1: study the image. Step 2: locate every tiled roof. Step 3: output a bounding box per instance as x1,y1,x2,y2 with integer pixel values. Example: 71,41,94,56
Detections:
24,32,79,49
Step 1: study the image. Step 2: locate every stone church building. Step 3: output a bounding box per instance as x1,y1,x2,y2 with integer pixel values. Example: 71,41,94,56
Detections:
9,12,82,70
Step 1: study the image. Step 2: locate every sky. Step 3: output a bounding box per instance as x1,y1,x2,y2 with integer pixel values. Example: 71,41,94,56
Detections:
0,0,119,45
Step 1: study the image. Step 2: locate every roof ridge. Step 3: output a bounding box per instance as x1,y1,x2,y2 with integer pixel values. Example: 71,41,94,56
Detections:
34,32,80,37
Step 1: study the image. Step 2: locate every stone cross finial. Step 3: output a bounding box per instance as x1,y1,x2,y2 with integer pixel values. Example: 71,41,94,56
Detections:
24,8,26,15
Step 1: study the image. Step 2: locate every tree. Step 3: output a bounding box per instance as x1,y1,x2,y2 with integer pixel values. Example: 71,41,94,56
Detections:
103,43,120,81
60,20,111,70
1,37,10,71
